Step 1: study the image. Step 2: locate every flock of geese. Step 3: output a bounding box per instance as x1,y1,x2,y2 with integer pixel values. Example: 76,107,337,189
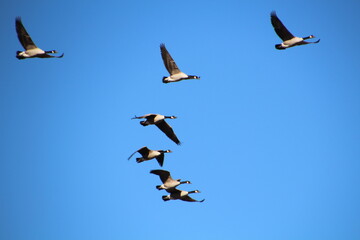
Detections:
14,11,320,203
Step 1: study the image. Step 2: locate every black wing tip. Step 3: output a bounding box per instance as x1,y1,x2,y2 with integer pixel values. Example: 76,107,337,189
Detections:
270,10,277,17
156,159,164,167
57,53,64,58
150,169,158,174
199,199,205,203
150,169,169,175
160,43,166,49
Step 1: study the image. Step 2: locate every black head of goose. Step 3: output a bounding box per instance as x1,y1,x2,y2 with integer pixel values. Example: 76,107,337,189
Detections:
128,147,171,167
15,17,64,59
132,114,181,145
162,189,204,202
160,43,200,83
270,11,320,50
150,169,191,190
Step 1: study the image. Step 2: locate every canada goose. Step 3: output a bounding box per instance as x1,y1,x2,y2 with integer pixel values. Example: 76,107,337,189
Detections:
128,147,171,167
15,17,64,59
162,189,205,202
270,11,320,50
150,169,191,190
132,114,181,145
160,43,200,83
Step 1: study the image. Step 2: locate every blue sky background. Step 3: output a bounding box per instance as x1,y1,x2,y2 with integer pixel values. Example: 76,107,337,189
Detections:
1,0,360,239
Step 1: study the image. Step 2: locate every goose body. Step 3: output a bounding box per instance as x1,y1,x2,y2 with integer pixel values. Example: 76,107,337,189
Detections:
132,114,181,145
150,169,191,190
128,147,171,167
270,11,320,50
160,43,200,83
15,17,64,59
162,189,204,202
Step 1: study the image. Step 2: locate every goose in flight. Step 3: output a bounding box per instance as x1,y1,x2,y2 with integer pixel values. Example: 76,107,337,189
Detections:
270,11,320,50
160,43,200,83
162,189,205,202
15,17,64,59
132,114,181,145
128,147,171,167
150,169,191,190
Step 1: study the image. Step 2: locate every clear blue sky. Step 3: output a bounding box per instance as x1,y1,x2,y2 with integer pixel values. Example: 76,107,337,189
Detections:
1,0,360,239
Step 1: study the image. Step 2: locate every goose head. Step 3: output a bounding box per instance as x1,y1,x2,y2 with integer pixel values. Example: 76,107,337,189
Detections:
165,116,177,119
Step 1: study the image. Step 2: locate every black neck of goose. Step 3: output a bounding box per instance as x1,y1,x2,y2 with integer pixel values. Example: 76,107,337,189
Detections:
180,180,190,184
159,150,170,153
45,50,56,54
302,35,313,40
188,190,198,194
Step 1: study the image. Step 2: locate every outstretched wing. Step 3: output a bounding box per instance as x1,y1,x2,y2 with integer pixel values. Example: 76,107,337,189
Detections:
155,154,165,167
155,120,181,145
132,114,156,120
297,39,321,45
137,147,150,157
38,53,64,58
181,195,205,202
128,146,149,160
16,17,37,50
271,11,294,41
150,169,171,183
160,43,181,75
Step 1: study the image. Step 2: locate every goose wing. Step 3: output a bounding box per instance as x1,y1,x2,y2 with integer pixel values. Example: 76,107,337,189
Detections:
155,154,165,167
167,188,181,194
155,120,181,145
137,147,151,157
270,11,294,41
298,39,321,45
132,114,157,121
16,17,37,50
150,169,172,183
181,195,205,202
128,146,149,160
38,53,64,58
131,114,150,119
160,43,181,75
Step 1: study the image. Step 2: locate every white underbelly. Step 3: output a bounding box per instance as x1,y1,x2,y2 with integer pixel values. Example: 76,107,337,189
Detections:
168,72,188,81
147,151,161,159
283,37,303,46
23,48,45,57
